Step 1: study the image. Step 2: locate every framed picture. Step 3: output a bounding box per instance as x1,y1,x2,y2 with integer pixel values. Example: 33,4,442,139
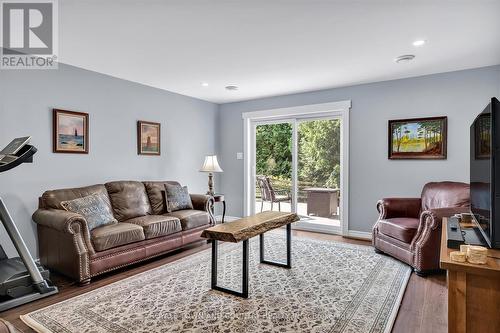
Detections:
474,113,490,159
388,116,447,159
137,121,161,155
53,109,89,154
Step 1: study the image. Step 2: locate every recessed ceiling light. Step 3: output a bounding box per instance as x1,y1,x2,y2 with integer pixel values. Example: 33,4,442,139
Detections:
201,82,209,87
413,40,426,47
225,85,239,91
394,54,415,63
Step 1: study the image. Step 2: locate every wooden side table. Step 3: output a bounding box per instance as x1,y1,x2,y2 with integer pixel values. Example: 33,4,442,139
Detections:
440,217,500,333
211,194,226,223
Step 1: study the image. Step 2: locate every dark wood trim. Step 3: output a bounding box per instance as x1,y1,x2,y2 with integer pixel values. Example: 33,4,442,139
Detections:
52,109,89,154
388,116,447,160
137,120,161,156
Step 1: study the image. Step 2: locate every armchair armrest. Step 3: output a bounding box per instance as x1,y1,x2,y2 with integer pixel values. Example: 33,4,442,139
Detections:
411,206,469,272
376,198,421,219
190,194,216,224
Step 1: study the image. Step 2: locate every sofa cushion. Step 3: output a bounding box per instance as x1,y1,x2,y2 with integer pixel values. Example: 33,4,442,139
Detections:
378,218,419,243
164,210,210,231
61,193,118,230
126,215,182,239
165,184,193,212
105,181,152,221
143,181,180,215
42,184,108,210
91,223,145,251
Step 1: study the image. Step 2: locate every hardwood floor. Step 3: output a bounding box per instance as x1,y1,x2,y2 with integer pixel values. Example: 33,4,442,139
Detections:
0,230,447,333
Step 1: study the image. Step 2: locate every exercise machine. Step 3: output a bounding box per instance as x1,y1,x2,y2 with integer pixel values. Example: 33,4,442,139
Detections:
0,137,58,312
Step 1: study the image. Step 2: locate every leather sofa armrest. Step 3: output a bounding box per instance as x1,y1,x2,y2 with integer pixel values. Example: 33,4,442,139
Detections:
33,208,95,255
376,198,421,219
33,208,94,282
33,208,88,233
190,194,216,224
411,207,469,271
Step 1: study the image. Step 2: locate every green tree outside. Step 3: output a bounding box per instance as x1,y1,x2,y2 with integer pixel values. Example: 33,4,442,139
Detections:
255,119,340,200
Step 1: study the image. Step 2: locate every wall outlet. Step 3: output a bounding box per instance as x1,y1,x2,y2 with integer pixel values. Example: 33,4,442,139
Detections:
236,152,243,160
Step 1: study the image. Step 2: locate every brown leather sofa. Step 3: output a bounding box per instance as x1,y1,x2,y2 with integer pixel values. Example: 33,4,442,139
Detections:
33,181,215,284
372,181,470,276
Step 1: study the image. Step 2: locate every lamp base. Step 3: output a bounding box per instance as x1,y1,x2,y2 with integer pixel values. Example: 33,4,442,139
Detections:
207,172,214,196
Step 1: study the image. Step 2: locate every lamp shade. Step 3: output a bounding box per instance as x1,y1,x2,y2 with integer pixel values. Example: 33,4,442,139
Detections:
200,155,223,173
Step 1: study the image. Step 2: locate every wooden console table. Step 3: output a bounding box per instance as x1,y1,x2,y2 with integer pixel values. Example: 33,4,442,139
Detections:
440,217,500,333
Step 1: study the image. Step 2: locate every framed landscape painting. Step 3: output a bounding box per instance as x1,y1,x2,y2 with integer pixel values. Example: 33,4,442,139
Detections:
388,116,447,159
137,121,161,155
53,109,89,154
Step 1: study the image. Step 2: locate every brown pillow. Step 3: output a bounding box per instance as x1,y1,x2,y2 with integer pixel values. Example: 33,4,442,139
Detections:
164,184,193,212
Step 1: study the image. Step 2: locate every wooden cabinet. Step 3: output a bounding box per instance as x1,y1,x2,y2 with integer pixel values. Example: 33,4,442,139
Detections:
440,218,500,333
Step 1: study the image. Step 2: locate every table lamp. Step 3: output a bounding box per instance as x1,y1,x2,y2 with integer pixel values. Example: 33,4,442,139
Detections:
199,155,223,196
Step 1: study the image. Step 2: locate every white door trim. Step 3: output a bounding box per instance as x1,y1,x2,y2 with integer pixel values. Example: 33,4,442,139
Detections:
242,100,351,236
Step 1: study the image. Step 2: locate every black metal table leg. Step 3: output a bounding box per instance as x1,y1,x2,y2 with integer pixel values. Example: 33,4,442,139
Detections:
260,223,292,268
222,201,226,223
211,239,249,298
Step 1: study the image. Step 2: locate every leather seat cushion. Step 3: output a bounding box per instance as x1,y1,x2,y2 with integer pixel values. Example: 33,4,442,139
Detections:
126,215,182,239
91,223,145,251
105,181,152,221
378,218,419,243
164,210,210,231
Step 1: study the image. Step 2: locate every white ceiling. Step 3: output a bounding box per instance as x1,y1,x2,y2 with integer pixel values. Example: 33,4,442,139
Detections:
59,0,500,103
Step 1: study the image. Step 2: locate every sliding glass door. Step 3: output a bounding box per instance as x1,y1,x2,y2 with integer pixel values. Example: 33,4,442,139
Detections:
296,118,341,230
252,116,343,234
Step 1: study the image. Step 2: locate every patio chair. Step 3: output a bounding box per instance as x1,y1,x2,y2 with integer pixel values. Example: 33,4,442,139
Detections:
256,175,292,212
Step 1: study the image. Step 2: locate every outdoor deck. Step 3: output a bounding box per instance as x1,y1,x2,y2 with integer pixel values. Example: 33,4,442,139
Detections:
255,200,341,227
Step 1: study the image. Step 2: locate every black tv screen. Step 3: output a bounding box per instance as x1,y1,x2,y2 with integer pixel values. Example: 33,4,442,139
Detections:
470,97,500,248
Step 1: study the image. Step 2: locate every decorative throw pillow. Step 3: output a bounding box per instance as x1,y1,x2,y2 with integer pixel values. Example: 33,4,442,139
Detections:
164,184,193,212
61,193,118,230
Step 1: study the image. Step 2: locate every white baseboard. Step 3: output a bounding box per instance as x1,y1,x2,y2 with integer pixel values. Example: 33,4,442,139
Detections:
346,230,372,240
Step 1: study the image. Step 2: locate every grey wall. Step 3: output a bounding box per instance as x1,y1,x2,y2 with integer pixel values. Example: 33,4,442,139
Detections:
218,65,500,233
0,64,218,257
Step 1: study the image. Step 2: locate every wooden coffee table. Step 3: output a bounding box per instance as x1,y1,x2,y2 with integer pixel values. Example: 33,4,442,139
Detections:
201,211,299,298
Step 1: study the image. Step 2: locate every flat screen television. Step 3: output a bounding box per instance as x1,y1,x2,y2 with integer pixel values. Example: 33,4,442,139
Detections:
470,97,500,248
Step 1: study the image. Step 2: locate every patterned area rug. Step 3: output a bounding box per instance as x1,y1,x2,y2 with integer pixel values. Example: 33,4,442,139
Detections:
21,235,411,333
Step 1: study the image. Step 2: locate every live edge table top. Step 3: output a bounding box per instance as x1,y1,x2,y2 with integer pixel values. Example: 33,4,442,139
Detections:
201,211,300,243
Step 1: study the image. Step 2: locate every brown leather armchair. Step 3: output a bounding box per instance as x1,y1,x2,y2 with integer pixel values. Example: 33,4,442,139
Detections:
372,181,470,276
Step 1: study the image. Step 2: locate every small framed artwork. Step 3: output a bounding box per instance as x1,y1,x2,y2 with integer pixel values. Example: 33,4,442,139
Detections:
53,109,89,154
137,121,161,155
474,113,490,159
388,116,447,159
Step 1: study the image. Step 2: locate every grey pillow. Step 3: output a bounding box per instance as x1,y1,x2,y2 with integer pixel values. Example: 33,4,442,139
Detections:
61,193,118,230
164,184,193,212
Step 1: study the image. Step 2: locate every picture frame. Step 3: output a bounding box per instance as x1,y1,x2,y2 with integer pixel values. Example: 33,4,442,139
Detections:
137,120,161,155
388,116,447,160
53,109,89,154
